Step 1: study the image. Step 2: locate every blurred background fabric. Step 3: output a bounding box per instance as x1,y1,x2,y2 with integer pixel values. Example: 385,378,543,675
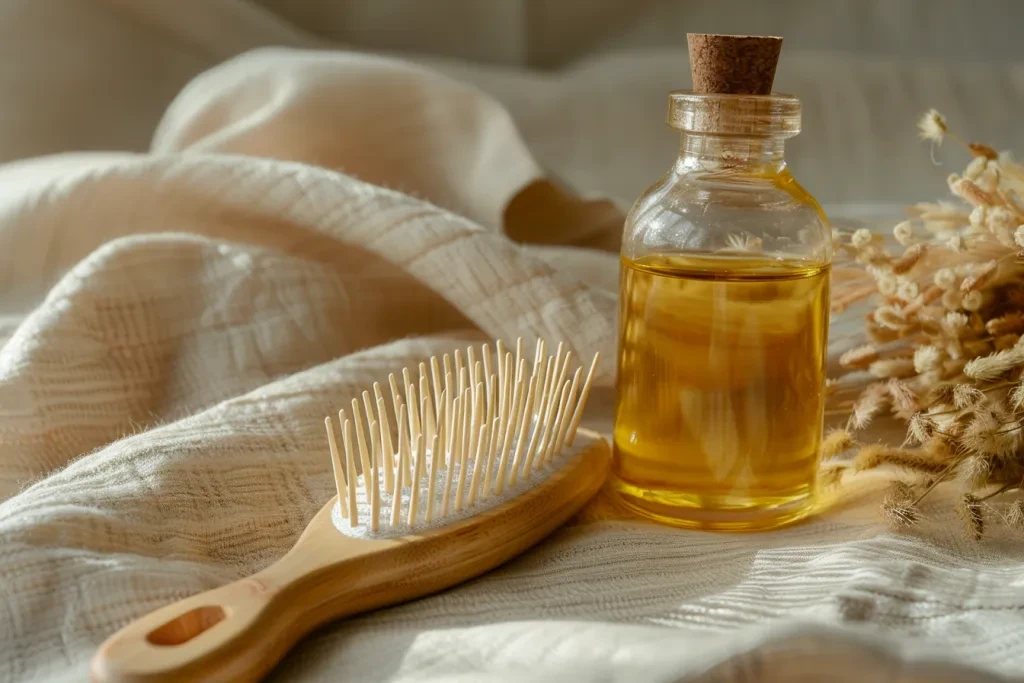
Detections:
3,3,1024,682
2,0,1023,209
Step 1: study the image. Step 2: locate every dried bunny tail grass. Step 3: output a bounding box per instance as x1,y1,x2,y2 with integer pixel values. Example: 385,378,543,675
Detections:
821,428,857,460
869,358,917,379
850,228,873,248
904,284,943,315
995,334,1020,351
964,156,990,183
819,464,848,489
953,178,998,208
942,290,962,310
944,311,970,331
853,443,951,475
840,344,879,369
909,200,969,224
890,244,928,275
1009,381,1024,410
960,411,1023,458
961,290,985,312
918,109,947,143
893,221,915,247
913,346,942,373
961,338,994,359
896,277,921,302
956,455,992,488
934,267,958,290
926,381,958,406
848,383,890,430
969,142,999,160
882,481,920,529
1006,500,1024,529
957,338,991,361
953,384,986,409
887,379,919,417
987,311,1024,337
873,306,911,331
957,493,985,540
963,347,1024,382
959,261,999,293
905,413,935,446
867,321,903,344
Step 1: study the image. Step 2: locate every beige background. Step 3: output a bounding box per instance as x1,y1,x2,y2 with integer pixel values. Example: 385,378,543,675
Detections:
1,0,1023,206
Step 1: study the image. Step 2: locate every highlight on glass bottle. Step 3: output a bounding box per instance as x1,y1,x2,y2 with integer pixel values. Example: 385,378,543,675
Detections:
613,90,832,531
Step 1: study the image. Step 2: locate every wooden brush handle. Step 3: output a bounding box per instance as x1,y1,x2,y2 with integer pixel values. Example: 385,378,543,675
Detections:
89,572,282,682
91,427,610,683
89,503,366,683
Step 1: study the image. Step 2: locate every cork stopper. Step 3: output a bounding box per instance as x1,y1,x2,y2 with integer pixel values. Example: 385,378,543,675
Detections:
687,33,783,95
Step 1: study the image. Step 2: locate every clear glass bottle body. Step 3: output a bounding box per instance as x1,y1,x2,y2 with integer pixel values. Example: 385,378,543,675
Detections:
613,92,832,531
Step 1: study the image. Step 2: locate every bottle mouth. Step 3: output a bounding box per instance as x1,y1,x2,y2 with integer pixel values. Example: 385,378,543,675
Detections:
667,91,801,137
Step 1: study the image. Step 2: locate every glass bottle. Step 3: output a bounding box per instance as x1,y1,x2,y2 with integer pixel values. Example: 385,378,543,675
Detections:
613,91,832,531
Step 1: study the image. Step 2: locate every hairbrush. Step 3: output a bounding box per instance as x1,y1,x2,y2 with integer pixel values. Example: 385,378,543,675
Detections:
91,339,609,682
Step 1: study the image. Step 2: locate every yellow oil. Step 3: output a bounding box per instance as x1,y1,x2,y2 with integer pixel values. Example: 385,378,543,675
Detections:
613,253,830,530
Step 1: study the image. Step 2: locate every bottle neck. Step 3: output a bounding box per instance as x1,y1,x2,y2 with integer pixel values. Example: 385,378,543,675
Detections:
674,133,787,175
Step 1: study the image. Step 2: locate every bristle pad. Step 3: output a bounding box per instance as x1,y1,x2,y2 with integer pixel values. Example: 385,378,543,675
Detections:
331,429,596,539
324,340,600,540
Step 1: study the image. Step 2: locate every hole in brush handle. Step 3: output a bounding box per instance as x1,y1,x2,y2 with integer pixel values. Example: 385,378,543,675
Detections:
146,605,228,646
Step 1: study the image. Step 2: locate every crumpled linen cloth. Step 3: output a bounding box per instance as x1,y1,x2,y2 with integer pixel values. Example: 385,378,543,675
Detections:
1,48,1022,683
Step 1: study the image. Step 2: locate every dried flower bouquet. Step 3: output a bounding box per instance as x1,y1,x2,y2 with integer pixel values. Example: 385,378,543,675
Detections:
827,110,1024,539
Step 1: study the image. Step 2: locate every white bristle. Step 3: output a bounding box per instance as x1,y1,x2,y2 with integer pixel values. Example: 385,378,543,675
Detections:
369,421,381,532
522,377,547,475
514,338,523,379
456,385,483,512
441,395,461,518
326,340,600,539
409,434,425,525
454,349,464,385
342,417,358,527
436,390,448,462
457,367,468,410
325,416,348,519
422,391,436,466
508,372,537,488
392,402,409,527
482,343,493,406
467,422,488,507
555,368,583,457
361,390,376,457
426,433,440,524
473,362,484,414
495,359,526,495
467,346,478,386
481,416,499,499
351,399,372,504
543,382,571,466
484,376,496,432
443,355,453,405
376,396,395,494
404,371,420,448
496,339,507,399
430,357,443,422
407,384,420,465
388,374,403,437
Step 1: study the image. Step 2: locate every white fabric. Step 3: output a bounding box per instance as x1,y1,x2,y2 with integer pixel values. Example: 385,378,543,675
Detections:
2,47,1024,683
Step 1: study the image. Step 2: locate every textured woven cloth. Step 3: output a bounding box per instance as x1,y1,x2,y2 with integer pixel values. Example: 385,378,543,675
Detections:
1,49,1022,683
